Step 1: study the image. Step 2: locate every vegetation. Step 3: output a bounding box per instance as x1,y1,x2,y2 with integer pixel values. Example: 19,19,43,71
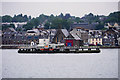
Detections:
105,11,120,23
44,17,73,30
2,24,15,30
2,11,120,30
2,14,31,22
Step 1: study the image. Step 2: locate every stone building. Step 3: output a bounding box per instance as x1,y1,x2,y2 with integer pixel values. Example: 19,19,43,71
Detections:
65,30,83,47
70,27,89,44
52,29,69,43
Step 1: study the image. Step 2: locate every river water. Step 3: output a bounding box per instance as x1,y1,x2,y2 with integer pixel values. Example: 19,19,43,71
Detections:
1,49,119,78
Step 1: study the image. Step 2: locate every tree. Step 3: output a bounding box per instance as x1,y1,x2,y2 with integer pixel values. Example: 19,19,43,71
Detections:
88,13,94,17
95,23,104,30
75,17,84,23
105,11,120,23
12,14,29,22
10,24,15,29
2,15,12,22
59,13,64,18
34,19,40,27
23,15,28,22
50,18,72,30
29,16,31,20
51,18,63,29
44,22,51,29
65,13,71,19
2,24,15,30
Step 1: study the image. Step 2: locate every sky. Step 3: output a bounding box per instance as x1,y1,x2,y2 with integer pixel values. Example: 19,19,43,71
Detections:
1,2,119,18
1,0,120,2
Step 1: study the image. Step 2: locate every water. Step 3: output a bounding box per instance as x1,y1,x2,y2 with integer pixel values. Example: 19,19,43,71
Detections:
1,49,118,78
0,49,2,79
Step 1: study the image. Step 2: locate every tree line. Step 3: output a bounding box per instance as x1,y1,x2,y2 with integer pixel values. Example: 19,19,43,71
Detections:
2,11,120,31
2,14,31,22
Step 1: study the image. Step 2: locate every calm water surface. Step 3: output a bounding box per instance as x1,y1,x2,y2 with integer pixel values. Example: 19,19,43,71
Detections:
2,49,118,78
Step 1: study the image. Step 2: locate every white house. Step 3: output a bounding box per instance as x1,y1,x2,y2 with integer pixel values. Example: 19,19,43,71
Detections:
26,29,40,36
89,37,102,45
2,22,27,28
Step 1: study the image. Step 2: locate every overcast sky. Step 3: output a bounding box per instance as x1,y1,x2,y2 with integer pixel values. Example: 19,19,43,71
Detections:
2,2,119,18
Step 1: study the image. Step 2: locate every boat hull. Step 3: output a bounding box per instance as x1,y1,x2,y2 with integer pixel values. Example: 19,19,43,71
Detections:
18,48,100,53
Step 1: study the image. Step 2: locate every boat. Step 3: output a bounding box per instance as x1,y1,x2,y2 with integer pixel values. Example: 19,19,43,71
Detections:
18,34,100,53
18,39,100,53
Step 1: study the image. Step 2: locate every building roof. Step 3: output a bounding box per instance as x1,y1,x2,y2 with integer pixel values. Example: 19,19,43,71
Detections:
71,23,98,30
9,28,17,32
27,29,40,34
70,31,81,40
61,29,69,37
114,23,119,27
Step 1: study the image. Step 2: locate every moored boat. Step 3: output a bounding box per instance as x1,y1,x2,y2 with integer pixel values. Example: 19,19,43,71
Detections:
18,38,100,53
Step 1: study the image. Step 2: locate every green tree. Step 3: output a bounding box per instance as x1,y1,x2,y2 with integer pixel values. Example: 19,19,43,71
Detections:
95,23,104,30
44,22,51,29
105,11,120,23
75,17,84,23
2,15,12,22
2,24,15,30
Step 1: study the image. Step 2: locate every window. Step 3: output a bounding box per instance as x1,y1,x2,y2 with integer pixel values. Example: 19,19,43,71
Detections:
34,36,38,39
27,36,32,39
62,36,63,40
57,37,58,42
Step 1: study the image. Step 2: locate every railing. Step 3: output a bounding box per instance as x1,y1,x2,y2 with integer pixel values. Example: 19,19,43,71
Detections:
1,44,35,49
60,46,100,49
1,44,100,49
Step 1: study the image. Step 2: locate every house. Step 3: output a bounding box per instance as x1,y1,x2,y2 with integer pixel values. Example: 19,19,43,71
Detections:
46,29,57,42
65,30,83,47
114,23,120,30
88,30,103,45
104,23,120,30
2,22,27,28
70,27,89,44
2,28,24,45
26,29,40,36
2,28,40,45
71,22,98,30
102,35,115,46
52,29,69,43
89,36,103,45
103,26,119,46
